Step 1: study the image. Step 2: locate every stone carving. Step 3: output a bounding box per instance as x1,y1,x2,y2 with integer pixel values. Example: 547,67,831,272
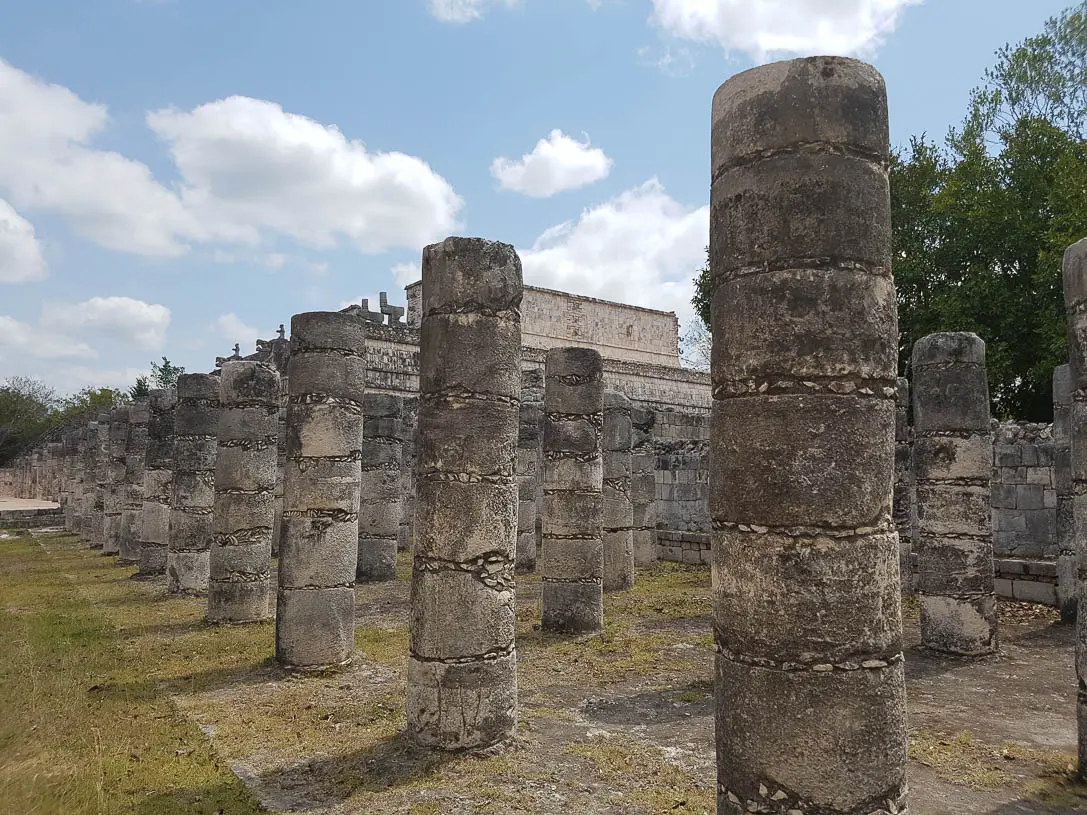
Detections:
710,56,908,814
630,405,658,567
407,237,521,750
276,311,366,668
540,347,605,634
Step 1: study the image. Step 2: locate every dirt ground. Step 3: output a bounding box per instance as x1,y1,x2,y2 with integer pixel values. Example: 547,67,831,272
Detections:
8,531,1087,814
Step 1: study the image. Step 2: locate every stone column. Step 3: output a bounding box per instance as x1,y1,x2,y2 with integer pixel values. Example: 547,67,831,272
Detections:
516,384,542,573
118,401,149,564
138,388,177,576
1060,236,1087,779
893,378,915,595
631,405,658,567
710,57,907,814
540,347,604,634
357,393,403,582
912,332,998,656
103,407,129,556
276,311,365,669
89,414,110,548
1055,364,1077,623
167,374,220,594
407,237,521,750
398,397,418,553
272,376,288,557
209,361,280,623
603,390,634,591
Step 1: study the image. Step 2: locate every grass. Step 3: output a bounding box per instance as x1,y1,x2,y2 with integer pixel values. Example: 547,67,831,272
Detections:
0,533,261,815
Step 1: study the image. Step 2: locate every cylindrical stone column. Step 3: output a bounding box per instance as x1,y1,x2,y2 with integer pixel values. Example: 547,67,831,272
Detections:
540,347,604,634
118,401,149,564
138,389,177,576
357,393,403,582
272,376,288,557
516,388,542,573
1054,364,1076,623
710,57,907,814
167,374,220,594
893,377,915,595
603,390,634,592
912,332,998,656
398,398,418,553
631,405,658,567
1060,236,1087,779
208,361,280,623
276,312,365,669
103,406,129,556
407,236,521,750
89,414,110,548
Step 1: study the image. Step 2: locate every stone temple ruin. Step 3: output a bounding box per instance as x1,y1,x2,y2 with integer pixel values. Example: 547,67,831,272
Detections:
2,55,1087,812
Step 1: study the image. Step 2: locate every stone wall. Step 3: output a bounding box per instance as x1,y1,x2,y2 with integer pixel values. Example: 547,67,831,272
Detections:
0,468,13,496
991,422,1057,559
407,283,681,368
652,409,710,535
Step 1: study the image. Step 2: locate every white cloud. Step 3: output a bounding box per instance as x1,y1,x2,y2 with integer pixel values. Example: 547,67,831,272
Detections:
491,130,613,198
429,0,520,23
649,0,920,60
0,59,463,261
147,96,463,253
0,199,47,283
40,296,171,350
212,313,260,350
0,316,95,360
52,364,152,393
391,261,421,288
0,59,200,257
519,178,707,324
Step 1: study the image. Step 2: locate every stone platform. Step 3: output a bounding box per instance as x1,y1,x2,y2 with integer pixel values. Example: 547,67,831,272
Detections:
0,499,63,529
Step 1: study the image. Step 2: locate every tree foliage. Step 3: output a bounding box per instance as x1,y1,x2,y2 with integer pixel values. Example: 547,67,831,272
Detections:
0,377,58,464
150,357,184,390
693,2,1087,420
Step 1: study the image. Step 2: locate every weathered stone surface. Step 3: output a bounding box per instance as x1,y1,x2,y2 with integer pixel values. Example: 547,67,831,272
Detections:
208,361,280,623
631,406,657,567
167,374,220,594
276,311,365,668
912,332,998,656
90,413,110,548
103,406,129,556
710,56,907,814
357,393,403,583
602,390,634,592
118,401,149,564
138,389,177,576
541,346,604,634
1060,236,1087,778
516,378,543,573
1053,364,1076,622
406,236,521,751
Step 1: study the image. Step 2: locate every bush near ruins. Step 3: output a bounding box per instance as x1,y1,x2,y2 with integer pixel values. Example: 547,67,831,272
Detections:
694,2,1087,422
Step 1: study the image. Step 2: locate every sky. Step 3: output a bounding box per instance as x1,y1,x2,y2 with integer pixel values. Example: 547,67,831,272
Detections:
0,0,1076,394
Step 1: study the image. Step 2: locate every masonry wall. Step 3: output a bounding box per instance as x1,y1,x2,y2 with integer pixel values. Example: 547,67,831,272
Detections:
0,468,13,496
991,422,1058,559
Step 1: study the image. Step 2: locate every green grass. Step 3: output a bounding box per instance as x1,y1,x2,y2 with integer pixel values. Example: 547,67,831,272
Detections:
0,534,261,815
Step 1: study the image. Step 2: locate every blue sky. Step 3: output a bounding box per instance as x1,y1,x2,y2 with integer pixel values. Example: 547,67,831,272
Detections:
0,0,1074,394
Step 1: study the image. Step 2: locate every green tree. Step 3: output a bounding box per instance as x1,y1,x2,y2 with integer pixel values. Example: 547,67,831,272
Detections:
129,376,151,401
150,357,184,390
0,377,57,464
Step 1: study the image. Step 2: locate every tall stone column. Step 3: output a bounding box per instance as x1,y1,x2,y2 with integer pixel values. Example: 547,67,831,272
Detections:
138,388,177,576
710,57,907,814
118,401,149,564
272,375,288,557
276,311,365,669
398,398,419,553
912,332,998,656
407,237,521,750
209,361,280,623
540,347,604,634
167,374,220,594
516,383,542,573
603,390,634,591
89,414,110,548
631,405,658,567
1060,236,1087,779
357,393,403,582
1054,364,1077,623
102,407,129,556
893,378,915,595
